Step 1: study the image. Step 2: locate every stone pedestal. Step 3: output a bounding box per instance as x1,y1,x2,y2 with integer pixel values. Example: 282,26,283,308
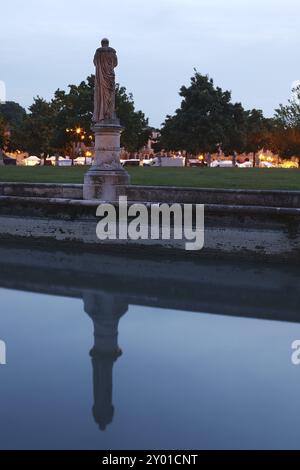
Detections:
83,120,130,201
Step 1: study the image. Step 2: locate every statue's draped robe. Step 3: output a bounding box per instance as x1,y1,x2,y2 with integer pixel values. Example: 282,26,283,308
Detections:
93,47,118,122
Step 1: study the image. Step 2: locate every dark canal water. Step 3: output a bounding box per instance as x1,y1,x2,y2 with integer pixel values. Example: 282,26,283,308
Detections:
0,245,299,450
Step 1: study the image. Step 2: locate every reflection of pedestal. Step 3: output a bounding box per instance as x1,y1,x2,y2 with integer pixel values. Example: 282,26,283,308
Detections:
84,292,128,430
83,120,130,202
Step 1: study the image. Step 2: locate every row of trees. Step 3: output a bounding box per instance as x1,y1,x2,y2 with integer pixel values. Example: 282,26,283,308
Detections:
0,75,150,157
1,71,300,160
159,72,300,160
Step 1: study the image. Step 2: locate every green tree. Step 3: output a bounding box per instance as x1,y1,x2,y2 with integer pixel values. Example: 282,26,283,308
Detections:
0,101,27,151
244,110,272,166
160,72,249,155
270,85,300,158
275,84,300,128
268,126,300,159
0,101,26,127
23,97,55,156
224,103,248,155
0,116,7,149
1,77,150,157
51,76,150,153
115,84,150,152
51,77,94,152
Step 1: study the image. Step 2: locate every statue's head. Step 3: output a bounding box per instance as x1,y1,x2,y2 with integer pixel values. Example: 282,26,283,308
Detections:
101,38,109,47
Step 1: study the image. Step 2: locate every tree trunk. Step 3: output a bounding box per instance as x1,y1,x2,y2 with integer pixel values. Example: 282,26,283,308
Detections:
253,151,256,168
0,150,5,166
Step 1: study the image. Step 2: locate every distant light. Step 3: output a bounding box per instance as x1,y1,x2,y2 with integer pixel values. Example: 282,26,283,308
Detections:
281,161,299,168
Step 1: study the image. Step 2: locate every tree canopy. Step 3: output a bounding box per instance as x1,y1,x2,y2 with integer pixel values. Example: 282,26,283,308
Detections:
275,85,300,128
0,77,150,155
159,72,272,156
0,116,6,149
0,101,27,151
269,85,300,158
2,71,300,160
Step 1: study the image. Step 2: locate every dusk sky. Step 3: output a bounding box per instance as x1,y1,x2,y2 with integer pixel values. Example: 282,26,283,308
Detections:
1,0,299,127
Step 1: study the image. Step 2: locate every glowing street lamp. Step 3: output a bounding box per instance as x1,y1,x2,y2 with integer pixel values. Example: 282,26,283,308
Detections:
85,150,93,165
65,127,87,164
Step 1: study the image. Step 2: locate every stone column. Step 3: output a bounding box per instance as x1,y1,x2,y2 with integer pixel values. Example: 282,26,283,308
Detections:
83,121,130,201
83,39,130,202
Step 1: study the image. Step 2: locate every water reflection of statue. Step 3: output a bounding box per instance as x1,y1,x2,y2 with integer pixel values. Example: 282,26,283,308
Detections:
93,38,118,123
84,292,128,430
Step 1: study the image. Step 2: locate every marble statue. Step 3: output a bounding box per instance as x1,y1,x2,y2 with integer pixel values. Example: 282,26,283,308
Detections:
84,38,130,201
93,38,118,123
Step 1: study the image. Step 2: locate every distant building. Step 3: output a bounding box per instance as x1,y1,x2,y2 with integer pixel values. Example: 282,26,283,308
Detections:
139,130,161,155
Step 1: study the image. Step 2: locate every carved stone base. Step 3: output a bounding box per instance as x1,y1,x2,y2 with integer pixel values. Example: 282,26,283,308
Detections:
83,120,130,201
83,167,130,201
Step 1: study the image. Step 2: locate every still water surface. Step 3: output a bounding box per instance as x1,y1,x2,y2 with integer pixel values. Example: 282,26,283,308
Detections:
1,285,300,450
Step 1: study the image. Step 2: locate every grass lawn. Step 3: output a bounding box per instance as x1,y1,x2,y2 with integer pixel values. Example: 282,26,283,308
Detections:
0,166,300,190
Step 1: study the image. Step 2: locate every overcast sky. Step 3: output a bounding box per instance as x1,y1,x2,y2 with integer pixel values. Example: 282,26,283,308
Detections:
1,0,299,127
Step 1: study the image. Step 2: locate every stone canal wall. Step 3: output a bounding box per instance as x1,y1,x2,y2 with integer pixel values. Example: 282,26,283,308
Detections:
0,190,299,260
1,182,300,208
126,186,300,208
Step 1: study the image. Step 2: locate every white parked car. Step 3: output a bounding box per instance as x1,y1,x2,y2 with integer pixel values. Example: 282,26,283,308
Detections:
121,159,140,167
73,157,92,166
211,160,233,168
237,161,253,168
24,156,41,166
46,156,57,166
260,161,275,168
58,157,72,167
144,157,185,168
142,158,154,167
45,156,72,167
